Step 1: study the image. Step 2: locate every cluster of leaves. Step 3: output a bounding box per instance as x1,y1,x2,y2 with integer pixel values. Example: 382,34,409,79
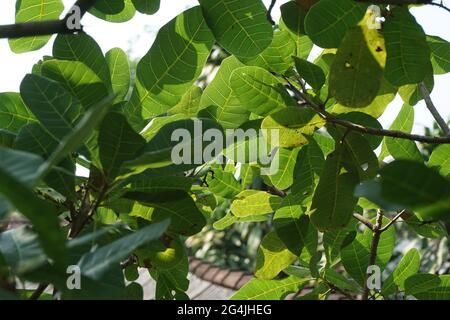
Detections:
1,0,450,300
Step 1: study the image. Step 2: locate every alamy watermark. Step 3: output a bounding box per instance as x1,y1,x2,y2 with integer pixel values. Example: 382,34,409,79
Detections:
66,265,81,290
169,119,280,175
65,5,81,31
367,5,384,30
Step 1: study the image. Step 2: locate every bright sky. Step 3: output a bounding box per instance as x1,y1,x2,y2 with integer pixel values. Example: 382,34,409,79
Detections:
1,0,449,134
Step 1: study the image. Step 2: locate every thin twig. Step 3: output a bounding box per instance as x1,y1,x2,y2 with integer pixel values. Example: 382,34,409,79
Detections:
419,82,450,136
29,283,48,300
353,213,374,230
267,0,277,25
379,210,406,232
429,1,450,13
282,78,450,144
362,210,384,300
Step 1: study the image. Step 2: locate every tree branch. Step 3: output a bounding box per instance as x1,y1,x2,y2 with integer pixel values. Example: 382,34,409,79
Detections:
429,1,450,13
353,213,374,229
319,109,450,144
419,82,450,136
282,77,450,144
362,209,383,300
0,0,98,39
267,0,277,25
29,283,48,300
379,210,406,232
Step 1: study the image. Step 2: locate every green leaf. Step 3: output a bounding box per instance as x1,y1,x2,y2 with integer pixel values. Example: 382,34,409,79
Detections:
14,124,77,201
230,66,293,117
169,85,203,118
127,175,192,194
41,60,109,109
329,26,386,108
124,118,222,174
230,190,282,218
398,63,434,106
268,147,301,190
241,30,297,74
404,273,441,296
125,282,144,300
36,94,115,179
335,112,383,150
213,211,238,230
405,213,448,239
385,104,422,161
323,220,357,265
125,191,206,236
332,78,397,119
231,276,309,300
20,74,82,138
53,33,111,88
0,92,36,133
90,0,136,23
341,217,396,285
0,148,65,264
240,164,259,187
340,132,379,181
140,114,187,142
132,0,160,14
0,226,47,275
321,267,360,292
279,1,313,59
310,147,359,231
383,7,430,86
427,35,450,75
304,0,368,49
0,130,15,148
378,160,450,221
98,112,146,182
261,107,325,148
0,148,43,186
152,250,190,300
8,0,64,53
294,57,326,92
198,0,273,58
199,56,249,129
255,231,298,280
381,248,420,296
206,164,242,198
14,124,58,158
428,144,450,178
105,48,131,103
78,220,169,280
409,274,450,300
291,137,325,200
126,6,214,129
274,194,311,256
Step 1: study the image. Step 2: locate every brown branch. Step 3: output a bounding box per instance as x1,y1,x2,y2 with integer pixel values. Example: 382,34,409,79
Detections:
68,183,107,239
0,0,98,39
267,0,277,25
362,210,384,300
419,82,450,136
320,110,450,144
29,283,48,300
353,213,374,229
429,1,450,13
282,77,450,144
379,210,406,232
